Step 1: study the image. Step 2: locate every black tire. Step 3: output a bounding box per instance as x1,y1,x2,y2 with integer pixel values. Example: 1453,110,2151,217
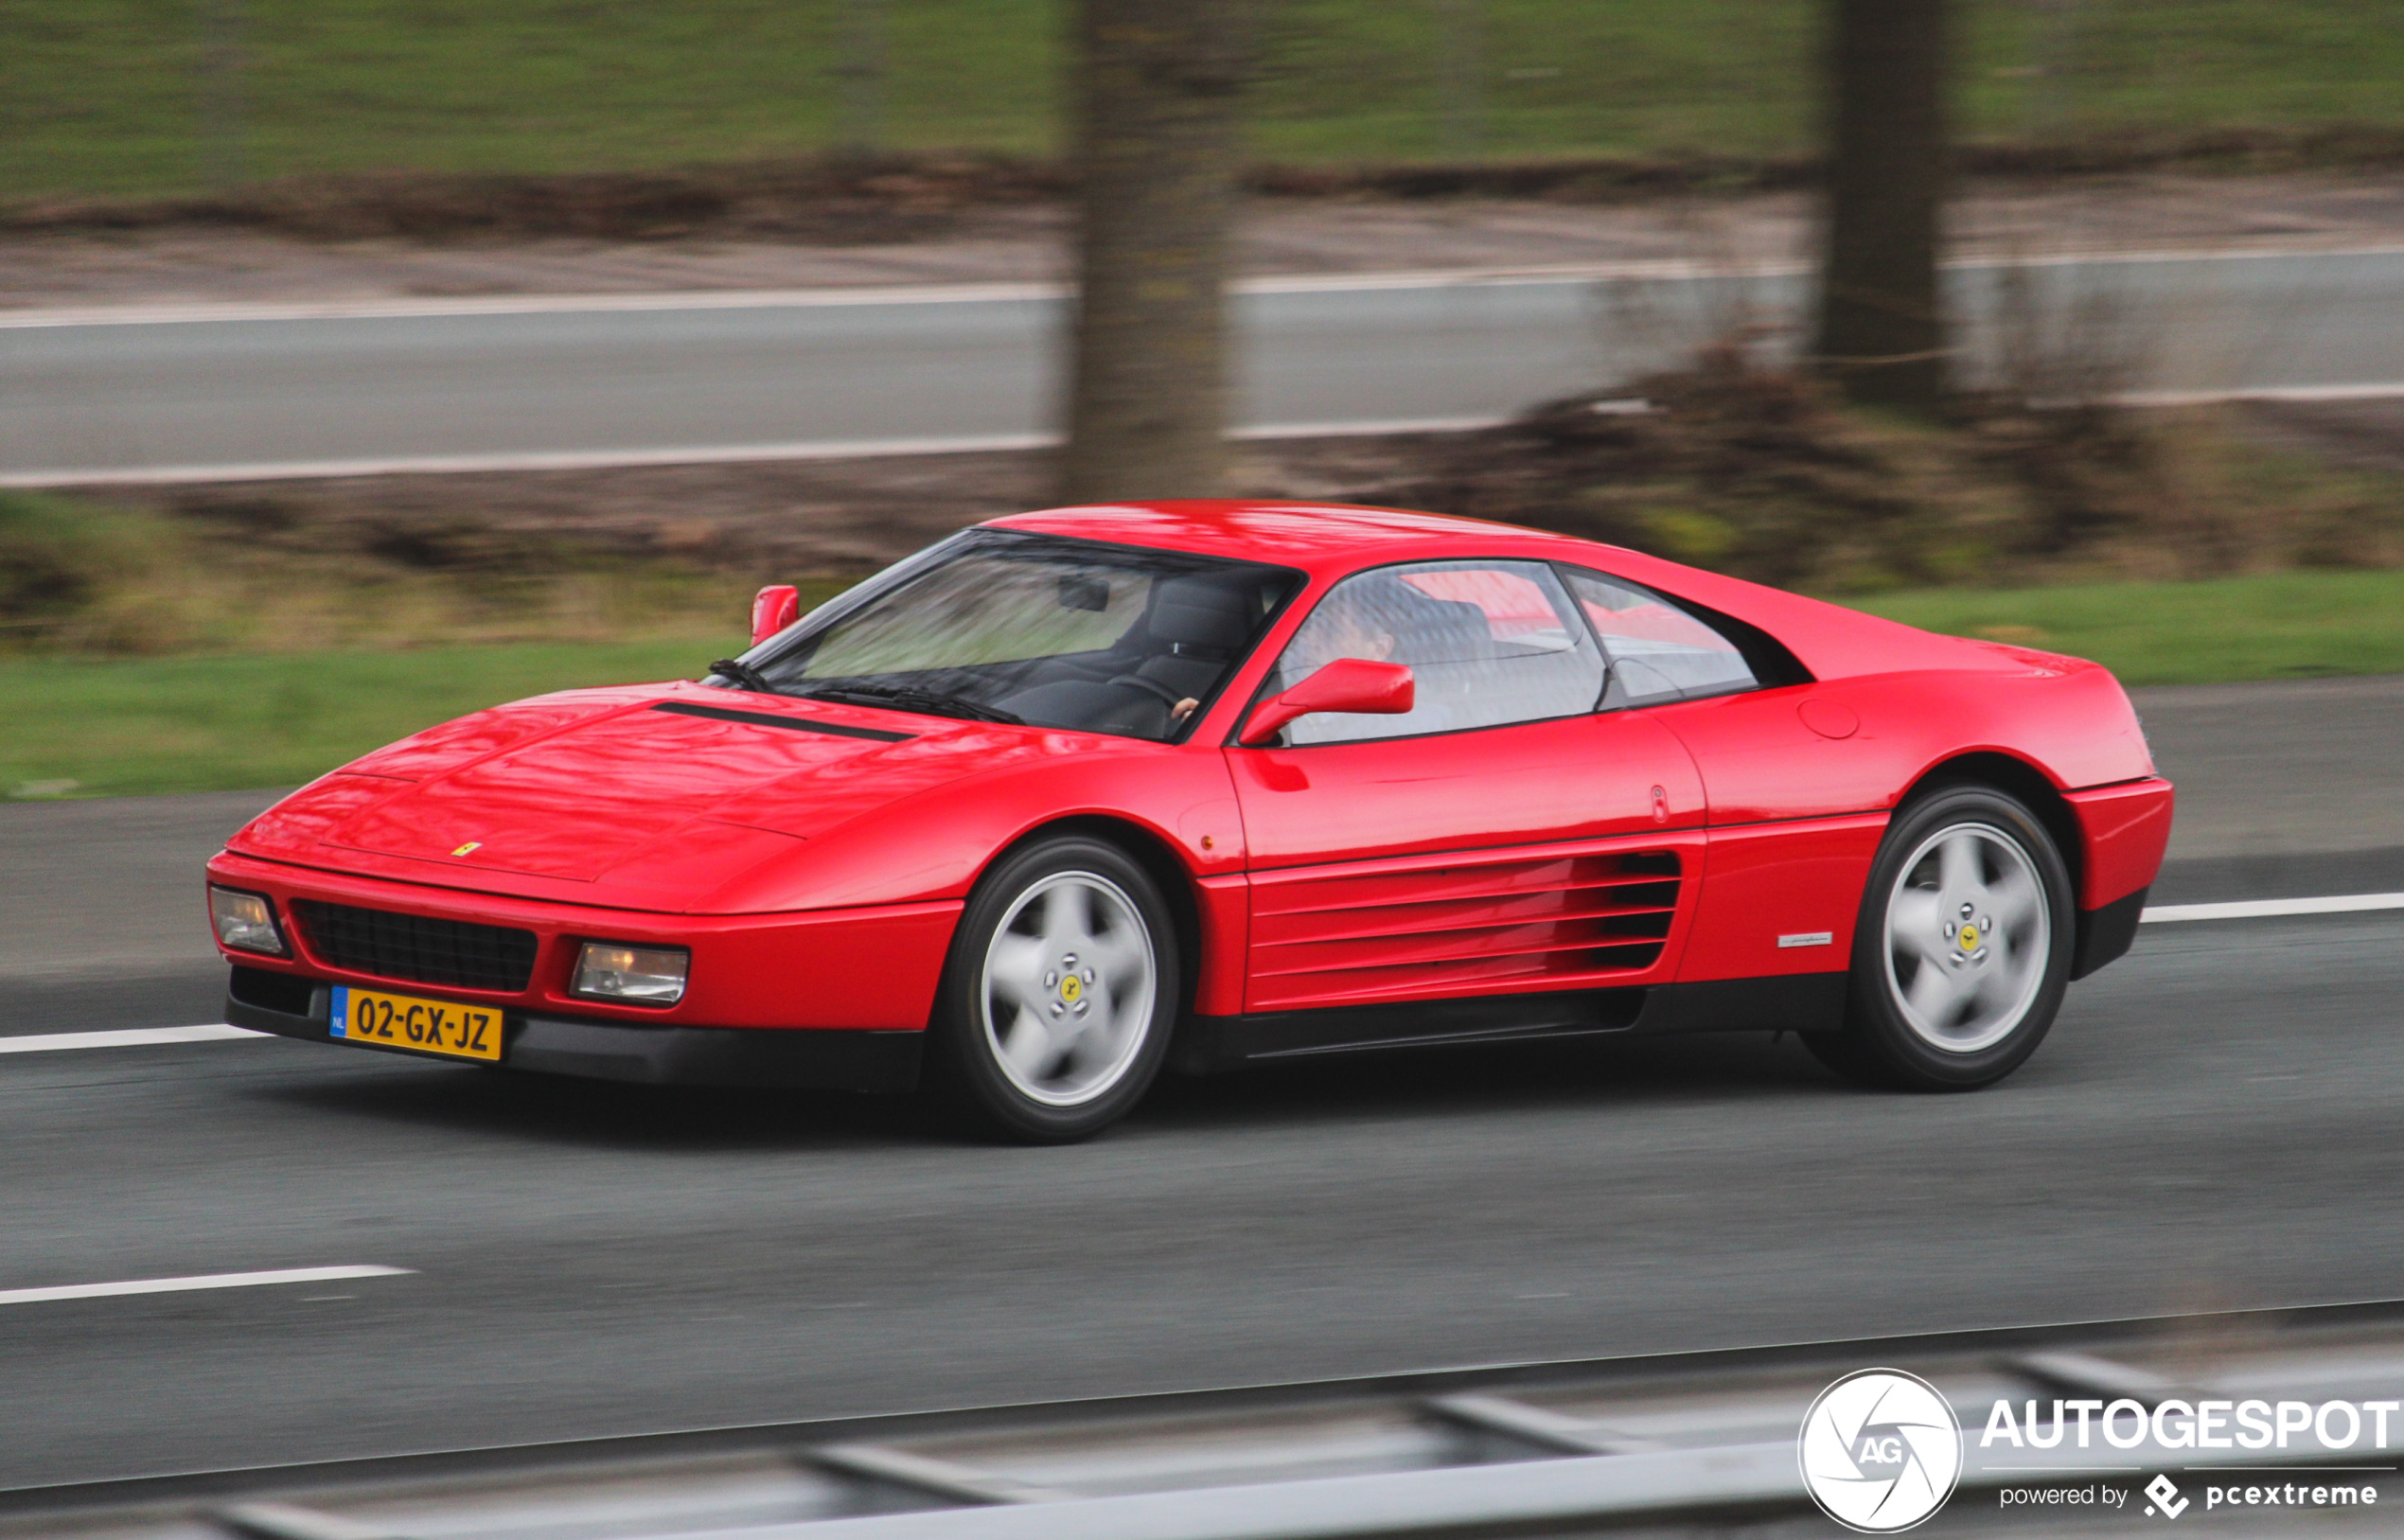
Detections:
1806,785,2075,1091
925,834,1180,1142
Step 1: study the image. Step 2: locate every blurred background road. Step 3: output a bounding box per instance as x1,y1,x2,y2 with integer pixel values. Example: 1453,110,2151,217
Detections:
1,674,2398,1489
7,249,2404,484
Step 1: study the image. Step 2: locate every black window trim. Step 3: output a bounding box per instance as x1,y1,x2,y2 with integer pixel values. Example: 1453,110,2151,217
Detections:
1550,561,1813,712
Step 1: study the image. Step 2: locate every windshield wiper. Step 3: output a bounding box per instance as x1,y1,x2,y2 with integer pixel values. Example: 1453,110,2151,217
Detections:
708,658,778,695
795,682,1024,725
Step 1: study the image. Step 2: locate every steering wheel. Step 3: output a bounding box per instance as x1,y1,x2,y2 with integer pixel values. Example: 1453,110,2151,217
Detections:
1108,673,1186,708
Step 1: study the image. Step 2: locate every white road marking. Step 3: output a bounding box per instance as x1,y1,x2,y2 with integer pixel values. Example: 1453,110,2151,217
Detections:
2111,383,2404,407
0,416,1507,488
0,1265,412,1306
0,1022,264,1053
2140,893,2404,924
6,242,2403,328
0,434,1056,487
0,282,1069,328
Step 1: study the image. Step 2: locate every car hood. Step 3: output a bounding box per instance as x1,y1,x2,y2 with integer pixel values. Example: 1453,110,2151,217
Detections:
231,684,1043,906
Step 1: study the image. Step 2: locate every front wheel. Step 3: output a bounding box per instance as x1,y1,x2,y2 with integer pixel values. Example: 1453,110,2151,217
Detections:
1808,786,2075,1091
926,836,1179,1142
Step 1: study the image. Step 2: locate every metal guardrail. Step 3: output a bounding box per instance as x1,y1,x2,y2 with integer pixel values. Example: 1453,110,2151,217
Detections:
10,1299,2404,1540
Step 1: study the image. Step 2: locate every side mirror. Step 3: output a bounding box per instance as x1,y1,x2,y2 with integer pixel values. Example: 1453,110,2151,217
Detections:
1238,658,1414,747
750,584,801,646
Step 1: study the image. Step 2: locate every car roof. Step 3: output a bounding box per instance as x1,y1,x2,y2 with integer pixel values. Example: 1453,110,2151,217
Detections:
986,500,1600,578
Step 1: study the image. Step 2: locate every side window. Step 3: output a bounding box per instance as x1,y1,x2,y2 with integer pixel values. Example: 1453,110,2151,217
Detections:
1560,567,1760,706
1266,560,1604,745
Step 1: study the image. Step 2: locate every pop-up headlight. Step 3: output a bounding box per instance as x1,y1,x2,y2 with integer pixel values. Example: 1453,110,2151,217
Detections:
572,942,689,1006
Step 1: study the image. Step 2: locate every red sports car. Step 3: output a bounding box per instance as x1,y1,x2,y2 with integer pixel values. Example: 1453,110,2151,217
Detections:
207,501,2173,1141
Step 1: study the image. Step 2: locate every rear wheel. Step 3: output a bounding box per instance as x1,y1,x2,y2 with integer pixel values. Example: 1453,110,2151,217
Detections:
1807,786,2074,1090
927,835,1178,1142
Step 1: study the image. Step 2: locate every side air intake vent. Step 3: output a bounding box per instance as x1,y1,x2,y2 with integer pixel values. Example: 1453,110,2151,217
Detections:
1246,848,1686,1011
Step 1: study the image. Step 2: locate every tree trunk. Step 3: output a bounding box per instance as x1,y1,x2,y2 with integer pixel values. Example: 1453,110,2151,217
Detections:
1059,0,1249,504
1812,0,1951,414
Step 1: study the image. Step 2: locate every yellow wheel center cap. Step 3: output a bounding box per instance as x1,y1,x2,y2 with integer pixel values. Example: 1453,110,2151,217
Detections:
1060,976,1083,1002
1958,925,1981,951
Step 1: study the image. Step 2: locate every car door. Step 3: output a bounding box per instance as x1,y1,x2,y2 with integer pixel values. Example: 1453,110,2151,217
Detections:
1555,565,1892,989
1229,558,1706,1015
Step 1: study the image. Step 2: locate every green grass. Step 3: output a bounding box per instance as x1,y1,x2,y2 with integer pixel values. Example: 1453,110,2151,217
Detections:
1852,568,2404,687
0,637,731,800
4,0,2400,200
5,569,2399,800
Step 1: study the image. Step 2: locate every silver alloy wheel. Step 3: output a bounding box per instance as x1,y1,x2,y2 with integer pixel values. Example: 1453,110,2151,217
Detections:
1882,821,2051,1054
979,870,1158,1107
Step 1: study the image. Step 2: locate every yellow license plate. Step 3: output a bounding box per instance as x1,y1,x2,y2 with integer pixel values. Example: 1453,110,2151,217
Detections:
330,985,504,1062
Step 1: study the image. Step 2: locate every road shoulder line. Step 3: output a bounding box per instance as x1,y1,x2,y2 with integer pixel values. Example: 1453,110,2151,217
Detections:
9,242,2404,330
2140,892,2404,923
0,1266,411,1307
0,1023,260,1053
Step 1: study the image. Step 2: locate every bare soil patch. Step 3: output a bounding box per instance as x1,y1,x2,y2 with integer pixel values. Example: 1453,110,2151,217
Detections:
1368,358,2404,591
6,168,2404,311
9,131,2404,240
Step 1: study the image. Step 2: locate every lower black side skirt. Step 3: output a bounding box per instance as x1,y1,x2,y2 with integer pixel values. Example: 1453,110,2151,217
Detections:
1631,972,1852,1037
1173,972,1852,1074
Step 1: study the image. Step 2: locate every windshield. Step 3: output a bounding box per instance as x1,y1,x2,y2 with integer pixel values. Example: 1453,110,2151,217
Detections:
738,530,1302,740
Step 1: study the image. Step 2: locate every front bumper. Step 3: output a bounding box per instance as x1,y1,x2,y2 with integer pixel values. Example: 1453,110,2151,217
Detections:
226,965,922,1092
205,849,960,1033
2064,776,2173,982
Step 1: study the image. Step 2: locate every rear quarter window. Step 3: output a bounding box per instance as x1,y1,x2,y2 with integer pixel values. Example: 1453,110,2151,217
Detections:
1559,567,1765,706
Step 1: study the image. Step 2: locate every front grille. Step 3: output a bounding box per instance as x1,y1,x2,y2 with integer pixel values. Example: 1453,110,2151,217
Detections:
289,899,538,993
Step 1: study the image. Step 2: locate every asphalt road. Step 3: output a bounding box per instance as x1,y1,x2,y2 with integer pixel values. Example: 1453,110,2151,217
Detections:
4,912,2401,1493
6,247,2403,483
1,675,2399,1491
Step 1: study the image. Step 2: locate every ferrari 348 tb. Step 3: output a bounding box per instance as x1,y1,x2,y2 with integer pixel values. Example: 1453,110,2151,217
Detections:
208,501,2173,1140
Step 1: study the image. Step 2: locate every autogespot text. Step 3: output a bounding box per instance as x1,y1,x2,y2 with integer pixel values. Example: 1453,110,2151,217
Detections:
1981,1396,2400,1451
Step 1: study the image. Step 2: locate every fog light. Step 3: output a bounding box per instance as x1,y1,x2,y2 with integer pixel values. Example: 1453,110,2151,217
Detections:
573,942,688,1006
208,886,286,956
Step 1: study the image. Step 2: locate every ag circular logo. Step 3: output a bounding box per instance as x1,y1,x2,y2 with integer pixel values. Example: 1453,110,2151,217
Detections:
1798,1369,1963,1532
